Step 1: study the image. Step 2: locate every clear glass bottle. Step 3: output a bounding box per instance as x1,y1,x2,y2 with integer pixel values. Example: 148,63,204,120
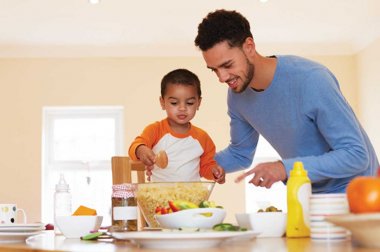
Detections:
54,174,72,234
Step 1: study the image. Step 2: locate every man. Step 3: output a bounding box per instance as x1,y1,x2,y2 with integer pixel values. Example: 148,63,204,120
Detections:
194,9,378,193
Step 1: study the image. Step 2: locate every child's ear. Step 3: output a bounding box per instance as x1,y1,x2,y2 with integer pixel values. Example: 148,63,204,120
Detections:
197,97,202,110
159,96,165,110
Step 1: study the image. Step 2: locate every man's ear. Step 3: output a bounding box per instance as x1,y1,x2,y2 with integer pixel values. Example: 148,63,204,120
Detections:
243,37,255,55
159,96,165,110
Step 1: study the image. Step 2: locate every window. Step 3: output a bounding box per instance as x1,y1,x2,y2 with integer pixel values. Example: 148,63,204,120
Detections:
42,106,124,225
244,136,287,213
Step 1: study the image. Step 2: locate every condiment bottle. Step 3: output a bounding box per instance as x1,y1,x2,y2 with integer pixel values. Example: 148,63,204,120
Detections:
111,183,138,231
54,174,72,234
286,161,311,238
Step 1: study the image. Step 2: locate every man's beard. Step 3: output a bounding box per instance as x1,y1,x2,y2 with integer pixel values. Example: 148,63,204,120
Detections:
233,57,254,93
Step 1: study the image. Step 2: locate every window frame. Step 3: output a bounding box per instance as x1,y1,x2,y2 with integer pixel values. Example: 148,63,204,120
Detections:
41,106,124,223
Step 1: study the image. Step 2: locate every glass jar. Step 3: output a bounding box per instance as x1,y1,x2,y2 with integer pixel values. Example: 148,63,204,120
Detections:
111,183,138,231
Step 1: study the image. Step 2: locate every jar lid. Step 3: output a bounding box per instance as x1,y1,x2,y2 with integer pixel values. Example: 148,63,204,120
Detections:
112,183,137,198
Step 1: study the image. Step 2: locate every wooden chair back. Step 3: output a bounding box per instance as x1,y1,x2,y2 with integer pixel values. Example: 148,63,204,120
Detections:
111,156,145,184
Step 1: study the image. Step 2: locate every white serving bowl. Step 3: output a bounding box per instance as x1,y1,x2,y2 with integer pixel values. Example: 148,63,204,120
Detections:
55,216,103,238
325,213,380,248
155,208,226,229
235,212,287,238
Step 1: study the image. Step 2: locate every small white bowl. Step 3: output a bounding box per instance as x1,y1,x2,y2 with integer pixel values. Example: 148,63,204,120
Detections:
235,212,287,238
56,216,103,238
155,208,226,229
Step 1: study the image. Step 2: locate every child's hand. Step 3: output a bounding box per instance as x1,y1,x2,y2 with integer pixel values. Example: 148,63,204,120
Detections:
136,145,156,166
145,165,154,181
212,166,226,184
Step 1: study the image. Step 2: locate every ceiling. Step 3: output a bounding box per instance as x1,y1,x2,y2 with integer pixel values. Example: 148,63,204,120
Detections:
0,0,379,57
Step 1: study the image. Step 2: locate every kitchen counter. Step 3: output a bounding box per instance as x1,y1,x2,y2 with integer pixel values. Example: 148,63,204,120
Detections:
0,231,379,252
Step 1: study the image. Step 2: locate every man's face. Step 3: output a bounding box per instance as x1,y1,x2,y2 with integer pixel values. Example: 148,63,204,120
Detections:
202,41,254,93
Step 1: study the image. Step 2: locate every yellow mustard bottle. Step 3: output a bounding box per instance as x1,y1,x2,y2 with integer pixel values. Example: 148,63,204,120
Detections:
286,161,311,238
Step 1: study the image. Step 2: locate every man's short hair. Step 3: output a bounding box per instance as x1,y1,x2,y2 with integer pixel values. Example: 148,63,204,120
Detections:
195,9,253,51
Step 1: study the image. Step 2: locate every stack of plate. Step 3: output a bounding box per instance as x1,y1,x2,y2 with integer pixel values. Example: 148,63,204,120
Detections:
0,223,45,243
310,193,351,242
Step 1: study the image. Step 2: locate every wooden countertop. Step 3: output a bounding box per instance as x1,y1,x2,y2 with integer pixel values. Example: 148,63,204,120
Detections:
0,231,379,252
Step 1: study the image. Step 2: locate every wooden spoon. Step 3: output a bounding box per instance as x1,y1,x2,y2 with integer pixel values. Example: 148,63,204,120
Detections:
155,150,168,169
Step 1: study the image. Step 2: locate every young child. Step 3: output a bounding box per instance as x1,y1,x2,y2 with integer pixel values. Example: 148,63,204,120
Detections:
128,68,225,183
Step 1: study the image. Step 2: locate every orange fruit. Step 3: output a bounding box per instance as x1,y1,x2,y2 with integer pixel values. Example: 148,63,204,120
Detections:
346,176,380,213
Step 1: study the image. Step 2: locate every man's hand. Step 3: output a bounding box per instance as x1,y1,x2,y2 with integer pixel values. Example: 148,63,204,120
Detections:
234,161,287,188
212,165,226,184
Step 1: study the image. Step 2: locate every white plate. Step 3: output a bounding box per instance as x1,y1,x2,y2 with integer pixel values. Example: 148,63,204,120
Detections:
311,226,348,234
311,232,349,239
0,231,43,243
0,223,45,232
310,208,349,215
310,193,346,199
0,223,45,228
0,227,45,232
310,198,348,204
310,221,336,228
112,230,259,249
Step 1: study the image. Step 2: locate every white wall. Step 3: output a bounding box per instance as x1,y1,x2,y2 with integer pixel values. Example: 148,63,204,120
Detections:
357,38,380,158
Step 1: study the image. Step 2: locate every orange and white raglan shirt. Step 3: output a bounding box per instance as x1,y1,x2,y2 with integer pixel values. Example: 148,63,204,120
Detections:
128,118,217,182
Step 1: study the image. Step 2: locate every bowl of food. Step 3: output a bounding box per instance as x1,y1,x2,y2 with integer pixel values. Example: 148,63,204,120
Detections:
136,182,215,228
155,207,226,229
235,206,286,237
55,215,103,238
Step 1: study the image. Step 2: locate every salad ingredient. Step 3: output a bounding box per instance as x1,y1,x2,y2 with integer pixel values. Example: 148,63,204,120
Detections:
72,205,97,216
257,206,282,213
168,200,180,212
173,200,198,210
212,223,247,232
347,176,380,213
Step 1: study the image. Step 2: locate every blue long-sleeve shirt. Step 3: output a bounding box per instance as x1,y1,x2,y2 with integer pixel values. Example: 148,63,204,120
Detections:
215,55,379,193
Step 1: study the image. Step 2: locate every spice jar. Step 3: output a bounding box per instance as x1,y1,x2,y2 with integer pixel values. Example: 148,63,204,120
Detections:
111,183,138,231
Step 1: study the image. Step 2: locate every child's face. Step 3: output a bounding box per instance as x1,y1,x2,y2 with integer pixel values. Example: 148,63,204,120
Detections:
160,83,201,128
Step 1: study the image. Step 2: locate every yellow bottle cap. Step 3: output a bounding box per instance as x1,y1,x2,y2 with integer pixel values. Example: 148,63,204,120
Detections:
290,161,308,176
